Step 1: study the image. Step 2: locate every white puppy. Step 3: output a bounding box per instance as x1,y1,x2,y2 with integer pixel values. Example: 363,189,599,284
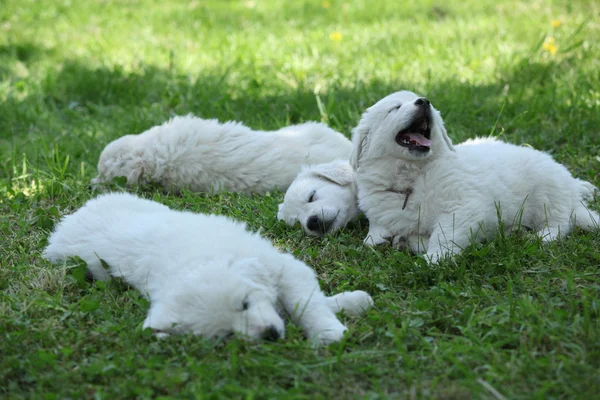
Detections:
90,115,352,194
351,90,599,264
43,193,373,344
278,160,360,236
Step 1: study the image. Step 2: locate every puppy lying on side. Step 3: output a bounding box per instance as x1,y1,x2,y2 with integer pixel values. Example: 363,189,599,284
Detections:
278,160,360,236
43,193,373,344
90,115,352,194
351,90,599,264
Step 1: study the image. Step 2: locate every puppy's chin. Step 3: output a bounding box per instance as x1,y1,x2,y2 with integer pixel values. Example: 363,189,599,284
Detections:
396,146,433,161
302,215,344,237
303,228,325,237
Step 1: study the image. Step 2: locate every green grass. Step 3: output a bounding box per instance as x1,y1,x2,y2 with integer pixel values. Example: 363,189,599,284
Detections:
1,0,600,398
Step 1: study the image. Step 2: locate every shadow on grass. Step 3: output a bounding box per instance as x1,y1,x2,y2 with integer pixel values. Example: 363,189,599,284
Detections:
1,54,599,180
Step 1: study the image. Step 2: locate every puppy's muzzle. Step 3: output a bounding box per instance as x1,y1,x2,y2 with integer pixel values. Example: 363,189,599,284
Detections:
414,97,430,107
306,215,334,234
395,100,433,152
260,325,281,341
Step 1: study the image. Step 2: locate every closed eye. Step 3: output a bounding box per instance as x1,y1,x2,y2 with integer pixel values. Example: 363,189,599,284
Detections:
389,104,402,113
307,191,316,203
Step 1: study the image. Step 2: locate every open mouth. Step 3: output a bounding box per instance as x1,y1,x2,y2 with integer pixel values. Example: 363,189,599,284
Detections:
395,114,432,153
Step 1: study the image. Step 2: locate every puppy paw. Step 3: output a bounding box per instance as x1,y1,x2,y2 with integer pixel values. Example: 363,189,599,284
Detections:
425,249,451,265
154,331,171,339
312,324,348,345
327,291,374,317
364,236,392,246
537,228,561,243
391,236,409,250
363,228,392,246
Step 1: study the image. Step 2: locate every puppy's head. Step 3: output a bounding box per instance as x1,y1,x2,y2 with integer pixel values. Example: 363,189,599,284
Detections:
145,258,285,342
278,160,359,236
350,90,454,169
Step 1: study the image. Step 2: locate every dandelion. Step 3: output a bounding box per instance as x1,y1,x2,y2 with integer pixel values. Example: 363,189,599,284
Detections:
542,37,558,55
329,31,342,41
322,1,331,8
552,19,561,28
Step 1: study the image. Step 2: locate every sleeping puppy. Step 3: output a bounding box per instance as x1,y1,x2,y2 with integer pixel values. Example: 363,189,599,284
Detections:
278,160,360,236
351,90,599,264
90,115,352,195
43,193,373,345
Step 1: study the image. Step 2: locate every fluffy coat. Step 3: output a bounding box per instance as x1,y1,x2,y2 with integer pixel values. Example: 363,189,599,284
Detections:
351,90,599,264
43,193,373,344
91,115,352,194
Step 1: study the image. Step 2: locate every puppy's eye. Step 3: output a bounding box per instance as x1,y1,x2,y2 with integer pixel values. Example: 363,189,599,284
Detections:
242,299,249,311
389,104,402,113
308,191,316,203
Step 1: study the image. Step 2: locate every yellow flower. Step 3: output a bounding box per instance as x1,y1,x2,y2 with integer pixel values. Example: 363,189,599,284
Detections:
552,19,561,28
542,37,558,55
329,31,342,41
322,1,331,8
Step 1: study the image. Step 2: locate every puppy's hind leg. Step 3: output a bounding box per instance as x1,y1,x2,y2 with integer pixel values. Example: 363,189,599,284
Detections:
535,206,573,243
536,225,569,243
571,204,600,233
326,291,374,317
425,218,480,265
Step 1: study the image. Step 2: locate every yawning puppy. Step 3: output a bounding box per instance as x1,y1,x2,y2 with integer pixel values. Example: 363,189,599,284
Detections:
278,160,359,236
351,90,599,264
43,193,373,344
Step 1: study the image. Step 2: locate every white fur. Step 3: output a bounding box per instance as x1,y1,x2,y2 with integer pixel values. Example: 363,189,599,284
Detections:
278,160,360,236
91,115,352,194
43,193,373,344
351,90,599,264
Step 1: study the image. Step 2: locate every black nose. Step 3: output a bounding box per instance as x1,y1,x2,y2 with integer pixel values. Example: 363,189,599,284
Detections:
261,325,280,341
306,215,325,233
415,97,430,107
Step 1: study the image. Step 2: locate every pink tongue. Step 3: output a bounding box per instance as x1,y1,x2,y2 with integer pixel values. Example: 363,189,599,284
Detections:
406,133,432,147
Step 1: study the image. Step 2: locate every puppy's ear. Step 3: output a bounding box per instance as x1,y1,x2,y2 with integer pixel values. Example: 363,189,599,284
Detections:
233,258,276,288
438,119,456,152
349,116,371,170
310,161,354,187
441,126,455,152
277,203,285,220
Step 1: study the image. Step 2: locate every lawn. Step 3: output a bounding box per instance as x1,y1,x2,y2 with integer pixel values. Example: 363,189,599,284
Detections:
1,0,599,398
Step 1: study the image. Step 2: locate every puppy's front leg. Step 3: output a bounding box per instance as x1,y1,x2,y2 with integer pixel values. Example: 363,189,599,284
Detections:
277,256,348,345
326,291,374,317
364,225,393,246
